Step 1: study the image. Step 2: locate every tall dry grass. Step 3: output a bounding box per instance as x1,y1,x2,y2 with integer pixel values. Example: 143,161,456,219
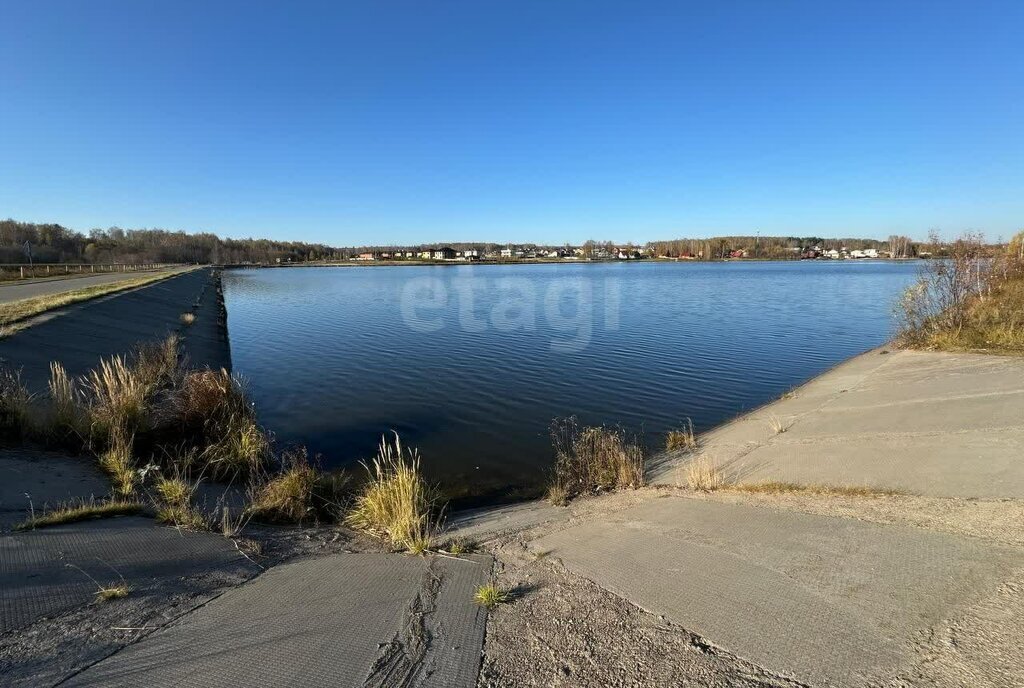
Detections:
86,355,149,439
48,362,85,438
247,448,345,523
548,417,645,502
99,428,138,497
345,433,437,552
168,369,269,479
0,368,36,437
685,456,724,492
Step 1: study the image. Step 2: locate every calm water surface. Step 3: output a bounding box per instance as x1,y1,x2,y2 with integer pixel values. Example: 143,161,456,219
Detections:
223,261,917,503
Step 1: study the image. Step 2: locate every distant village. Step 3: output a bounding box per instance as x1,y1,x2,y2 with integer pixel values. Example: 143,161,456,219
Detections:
311,236,921,264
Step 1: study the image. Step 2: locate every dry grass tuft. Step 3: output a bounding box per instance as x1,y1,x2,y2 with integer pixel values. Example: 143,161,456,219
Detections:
15,498,143,531
474,583,510,609
685,456,724,492
179,312,196,326
66,562,132,603
345,433,438,552
545,482,569,506
96,584,131,602
728,481,904,497
132,335,181,389
441,537,474,555
766,413,788,434
249,448,320,523
87,355,148,438
47,362,85,437
99,429,138,497
665,418,698,451
0,368,36,436
171,370,269,479
154,474,195,509
156,504,210,530
200,412,269,479
548,417,645,502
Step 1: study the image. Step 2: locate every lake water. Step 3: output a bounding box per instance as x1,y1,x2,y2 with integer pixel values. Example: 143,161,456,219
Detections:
222,261,918,504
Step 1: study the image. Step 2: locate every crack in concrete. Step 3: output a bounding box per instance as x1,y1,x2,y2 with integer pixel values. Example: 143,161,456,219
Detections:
363,559,443,688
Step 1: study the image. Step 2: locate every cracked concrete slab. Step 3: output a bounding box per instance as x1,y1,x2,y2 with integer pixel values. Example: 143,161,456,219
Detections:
651,350,1024,498
529,496,1024,687
0,517,253,634
64,552,491,688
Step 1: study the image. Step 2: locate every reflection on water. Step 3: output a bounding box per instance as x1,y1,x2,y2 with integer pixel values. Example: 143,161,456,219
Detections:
222,261,917,503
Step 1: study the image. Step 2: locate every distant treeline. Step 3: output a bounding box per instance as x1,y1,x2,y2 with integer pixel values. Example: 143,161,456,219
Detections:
3,218,1001,265
0,220,342,264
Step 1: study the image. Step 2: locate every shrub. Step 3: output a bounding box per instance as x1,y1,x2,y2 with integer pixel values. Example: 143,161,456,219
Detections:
548,417,645,501
180,312,196,326
345,433,438,552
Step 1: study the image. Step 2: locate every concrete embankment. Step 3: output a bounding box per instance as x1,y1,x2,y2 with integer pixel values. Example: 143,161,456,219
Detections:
650,348,1024,498
457,348,1024,687
0,267,230,391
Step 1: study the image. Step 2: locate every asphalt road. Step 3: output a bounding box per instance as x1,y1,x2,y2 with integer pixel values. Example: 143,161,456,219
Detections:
0,268,178,304
0,268,230,391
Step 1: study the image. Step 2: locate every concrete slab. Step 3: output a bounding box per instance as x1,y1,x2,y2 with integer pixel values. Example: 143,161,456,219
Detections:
65,553,491,688
0,450,110,531
652,350,1024,498
724,430,1024,498
530,496,1024,687
0,517,252,634
445,500,569,541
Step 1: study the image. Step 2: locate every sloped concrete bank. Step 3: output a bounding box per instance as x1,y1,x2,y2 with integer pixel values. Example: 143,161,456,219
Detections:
0,267,231,391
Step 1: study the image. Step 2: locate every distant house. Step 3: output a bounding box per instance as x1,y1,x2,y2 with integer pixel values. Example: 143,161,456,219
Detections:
418,250,432,259
463,249,480,259
355,252,376,261
863,248,879,259
432,246,457,260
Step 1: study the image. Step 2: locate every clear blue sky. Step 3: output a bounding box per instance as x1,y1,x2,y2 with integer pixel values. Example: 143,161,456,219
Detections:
1,1,1021,246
